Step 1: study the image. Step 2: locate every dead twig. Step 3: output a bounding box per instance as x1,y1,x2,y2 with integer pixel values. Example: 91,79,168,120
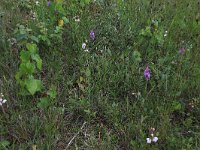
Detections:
65,122,87,150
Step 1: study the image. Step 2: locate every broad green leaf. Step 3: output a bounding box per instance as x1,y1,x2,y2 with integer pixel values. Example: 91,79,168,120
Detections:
25,79,42,95
15,72,22,80
172,101,182,111
19,62,35,74
20,50,30,62
30,35,39,43
26,43,38,54
62,16,69,24
37,97,50,109
47,86,57,99
31,54,42,70
80,76,84,82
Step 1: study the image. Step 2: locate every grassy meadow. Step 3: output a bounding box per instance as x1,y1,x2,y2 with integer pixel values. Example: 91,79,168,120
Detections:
0,0,200,149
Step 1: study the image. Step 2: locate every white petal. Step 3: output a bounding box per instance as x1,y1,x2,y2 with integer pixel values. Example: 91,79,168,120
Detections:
2,99,7,103
146,138,151,144
0,102,2,106
153,137,158,143
75,18,80,22
82,43,86,49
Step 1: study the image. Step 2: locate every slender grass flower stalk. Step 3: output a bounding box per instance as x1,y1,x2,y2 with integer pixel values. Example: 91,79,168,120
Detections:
144,66,151,80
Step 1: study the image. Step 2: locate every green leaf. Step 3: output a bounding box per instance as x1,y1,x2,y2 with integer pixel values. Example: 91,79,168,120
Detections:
26,43,38,54
172,101,182,111
16,34,28,41
55,3,65,15
85,0,91,4
80,0,86,7
47,86,57,99
30,35,39,43
31,54,42,70
20,50,30,62
86,67,91,77
37,97,50,109
19,62,35,74
15,71,22,80
133,51,142,63
62,16,69,24
25,79,42,95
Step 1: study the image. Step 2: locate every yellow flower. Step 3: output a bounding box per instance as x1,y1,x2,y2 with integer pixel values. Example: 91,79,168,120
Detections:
58,19,64,27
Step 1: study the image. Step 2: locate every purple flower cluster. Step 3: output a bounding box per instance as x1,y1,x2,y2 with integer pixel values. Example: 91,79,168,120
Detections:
144,66,151,81
90,31,95,40
47,1,51,7
179,48,186,55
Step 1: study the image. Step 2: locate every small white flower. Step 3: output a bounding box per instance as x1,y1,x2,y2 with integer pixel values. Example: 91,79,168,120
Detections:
152,137,158,143
82,43,86,49
84,49,89,52
36,1,39,5
8,38,17,46
146,138,151,144
75,18,80,22
33,12,37,19
30,11,37,20
0,98,7,106
164,30,168,37
74,16,80,22
146,136,158,144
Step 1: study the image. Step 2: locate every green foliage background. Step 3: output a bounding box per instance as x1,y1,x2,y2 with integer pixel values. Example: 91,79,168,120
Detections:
0,0,200,149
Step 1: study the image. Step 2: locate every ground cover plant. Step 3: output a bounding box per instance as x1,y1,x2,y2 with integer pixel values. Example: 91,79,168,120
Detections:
0,0,200,149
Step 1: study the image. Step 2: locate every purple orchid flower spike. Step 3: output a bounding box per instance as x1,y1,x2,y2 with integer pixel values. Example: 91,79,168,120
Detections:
90,30,95,40
47,1,51,7
144,66,151,81
179,48,186,55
